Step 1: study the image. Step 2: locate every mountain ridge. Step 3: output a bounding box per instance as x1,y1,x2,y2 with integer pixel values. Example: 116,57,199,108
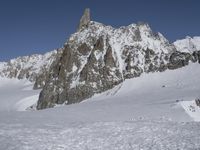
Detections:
0,9,200,110
36,11,200,109
0,49,60,89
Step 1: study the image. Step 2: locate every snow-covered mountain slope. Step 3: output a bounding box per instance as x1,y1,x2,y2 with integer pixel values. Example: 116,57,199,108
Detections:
86,62,200,121
0,9,200,111
0,77,40,111
37,18,200,109
174,36,200,53
68,21,174,74
0,63,200,149
1,62,200,119
0,50,58,89
35,10,177,109
1,8,200,150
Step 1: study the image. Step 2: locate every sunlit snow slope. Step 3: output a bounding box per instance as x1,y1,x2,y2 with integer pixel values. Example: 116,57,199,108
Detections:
0,63,200,150
0,78,40,111
85,62,200,122
1,63,200,121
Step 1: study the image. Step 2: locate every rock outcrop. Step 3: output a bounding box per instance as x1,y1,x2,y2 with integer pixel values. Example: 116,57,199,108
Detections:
78,8,91,31
0,9,200,110
36,10,200,110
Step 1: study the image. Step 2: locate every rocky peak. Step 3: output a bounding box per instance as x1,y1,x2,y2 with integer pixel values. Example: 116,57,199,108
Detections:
1,8,199,110
37,17,190,109
78,8,91,31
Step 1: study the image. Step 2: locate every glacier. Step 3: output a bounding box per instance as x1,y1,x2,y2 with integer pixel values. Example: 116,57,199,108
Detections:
0,63,200,149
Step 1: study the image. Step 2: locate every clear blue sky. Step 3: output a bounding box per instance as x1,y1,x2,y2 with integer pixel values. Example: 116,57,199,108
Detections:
0,0,200,61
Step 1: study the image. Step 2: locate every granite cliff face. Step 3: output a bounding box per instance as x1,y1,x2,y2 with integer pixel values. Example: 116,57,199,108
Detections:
78,8,91,31
0,9,200,110
36,9,200,109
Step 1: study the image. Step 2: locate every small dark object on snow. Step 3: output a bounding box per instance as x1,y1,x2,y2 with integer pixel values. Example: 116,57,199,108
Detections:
195,99,200,107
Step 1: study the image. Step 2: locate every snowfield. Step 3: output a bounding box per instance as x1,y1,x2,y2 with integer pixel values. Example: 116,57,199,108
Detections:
0,121,200,150
0,63,200,149
0,78,40,112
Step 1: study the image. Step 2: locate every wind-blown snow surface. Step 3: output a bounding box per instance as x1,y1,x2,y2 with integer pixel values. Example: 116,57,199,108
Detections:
0,63,200,149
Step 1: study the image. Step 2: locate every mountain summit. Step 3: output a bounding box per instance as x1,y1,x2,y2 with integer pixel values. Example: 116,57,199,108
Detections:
78,8,91,31
36,9,200,109
0,9,199,110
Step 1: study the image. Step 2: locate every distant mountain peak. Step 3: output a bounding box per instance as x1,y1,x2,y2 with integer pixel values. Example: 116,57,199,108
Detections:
36,14,200,109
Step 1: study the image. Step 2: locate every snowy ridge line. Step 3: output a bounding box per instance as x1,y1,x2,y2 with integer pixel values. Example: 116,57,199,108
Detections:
37,17,200,109
1,10,200,110
174,36,200,53
0,49,60,89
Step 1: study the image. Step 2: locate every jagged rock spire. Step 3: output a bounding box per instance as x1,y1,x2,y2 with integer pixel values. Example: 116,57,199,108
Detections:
78,8,91,31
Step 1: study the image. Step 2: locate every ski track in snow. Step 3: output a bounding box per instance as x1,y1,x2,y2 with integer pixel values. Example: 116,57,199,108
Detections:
0,63,200,149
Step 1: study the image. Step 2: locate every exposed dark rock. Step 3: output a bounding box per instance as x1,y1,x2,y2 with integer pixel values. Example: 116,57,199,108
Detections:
1,9,200,111
192,51,198,62
94,36,104,50
37,35,123,109
77,43,91,55
78,8,91,31
168,51,192,70
104,46,116,67
196,51,200,64
35,9,200,110
33,67,48,89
